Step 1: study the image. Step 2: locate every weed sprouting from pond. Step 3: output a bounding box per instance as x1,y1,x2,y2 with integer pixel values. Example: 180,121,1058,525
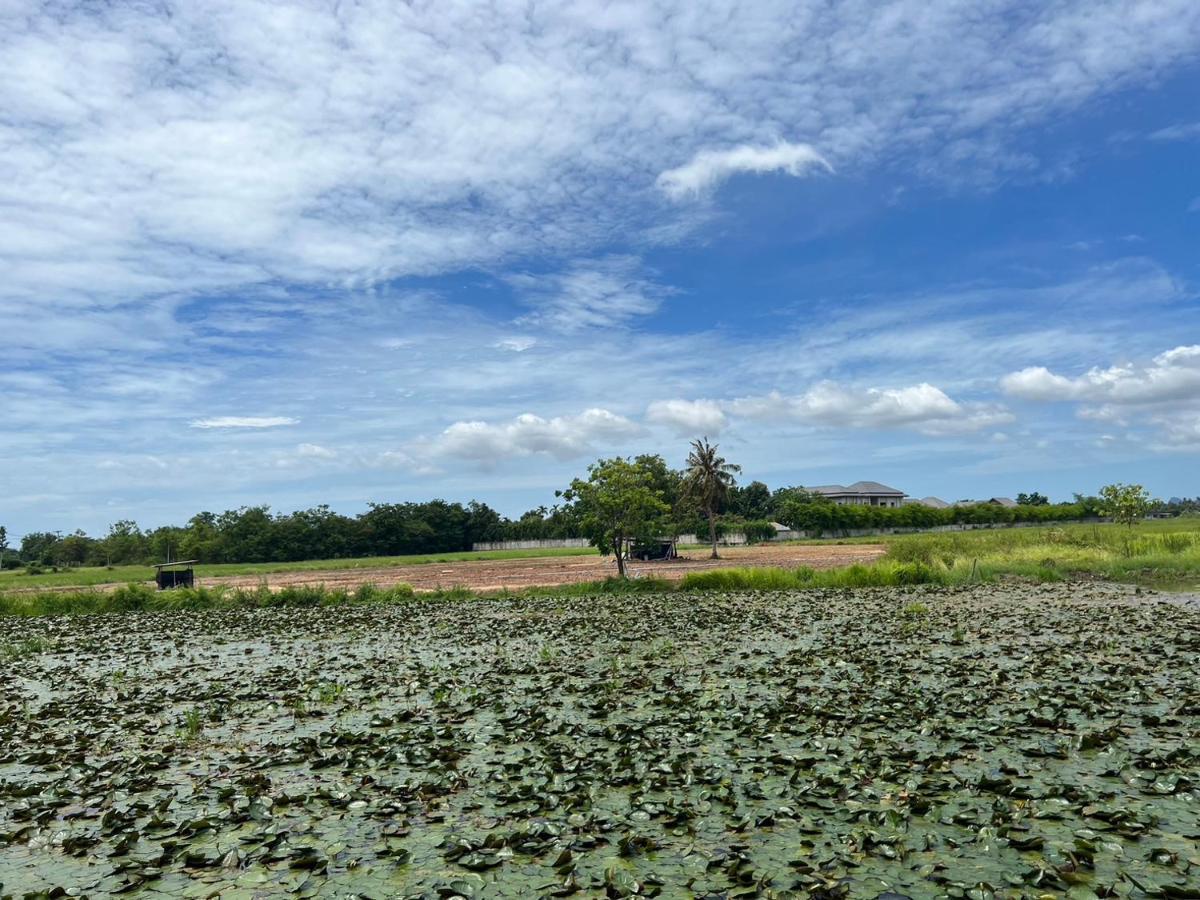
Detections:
2,636,48,658
179,707,204,741
316,680,346,704
1,584,1197,896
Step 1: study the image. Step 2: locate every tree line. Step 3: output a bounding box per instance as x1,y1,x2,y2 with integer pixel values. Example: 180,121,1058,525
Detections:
2,441,1170,570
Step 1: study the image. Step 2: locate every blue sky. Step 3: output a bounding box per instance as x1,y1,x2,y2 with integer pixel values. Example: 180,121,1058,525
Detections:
2,0,1199,539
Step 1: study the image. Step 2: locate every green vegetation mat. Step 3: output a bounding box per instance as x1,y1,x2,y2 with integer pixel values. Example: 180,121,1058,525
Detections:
2,585,1197,897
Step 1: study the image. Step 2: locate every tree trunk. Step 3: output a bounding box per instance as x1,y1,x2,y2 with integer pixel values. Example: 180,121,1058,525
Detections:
614,536,627,577
707,505,719,559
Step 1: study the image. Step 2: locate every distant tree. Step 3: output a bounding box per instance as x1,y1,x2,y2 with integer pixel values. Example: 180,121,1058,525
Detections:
561,457,670,577
464,500,505,547
1099,483,1152,528
102,520,150,566
682,438,742,559
59,530,94,566
1016,491,1050,506
729,480,772,520
20,531,62,566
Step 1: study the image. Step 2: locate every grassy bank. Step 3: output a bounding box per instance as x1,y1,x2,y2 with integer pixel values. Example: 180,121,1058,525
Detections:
885,522,1200,586
4,520,1198,617
0,545,597,590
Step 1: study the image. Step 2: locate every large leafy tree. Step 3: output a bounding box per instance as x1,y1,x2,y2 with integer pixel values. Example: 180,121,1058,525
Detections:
729,480,772,520
1099,483,1151,528
561,457,669,577
682,437,741,559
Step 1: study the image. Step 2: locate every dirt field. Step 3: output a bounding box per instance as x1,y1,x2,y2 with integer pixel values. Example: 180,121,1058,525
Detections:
195,542,887,593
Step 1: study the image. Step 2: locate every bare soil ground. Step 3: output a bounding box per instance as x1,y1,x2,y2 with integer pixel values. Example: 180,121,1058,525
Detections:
198,543,887,594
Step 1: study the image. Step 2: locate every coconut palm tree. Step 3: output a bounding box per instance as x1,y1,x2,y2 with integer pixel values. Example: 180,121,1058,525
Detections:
683,437,741,559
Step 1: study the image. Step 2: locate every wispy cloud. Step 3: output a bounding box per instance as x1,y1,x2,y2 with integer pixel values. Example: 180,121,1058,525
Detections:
1149,121,1200,141
657,142,831,199
190,416,299,429
509,257,673,330
4,0,1198,317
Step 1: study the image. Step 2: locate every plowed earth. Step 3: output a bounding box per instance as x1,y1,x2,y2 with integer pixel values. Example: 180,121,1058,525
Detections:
209,543,887,593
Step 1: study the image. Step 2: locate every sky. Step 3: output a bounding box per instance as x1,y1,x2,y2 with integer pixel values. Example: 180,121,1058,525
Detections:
2,0,1199,539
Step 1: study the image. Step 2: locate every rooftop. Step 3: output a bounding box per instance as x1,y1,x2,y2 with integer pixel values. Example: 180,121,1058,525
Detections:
809,481,906,496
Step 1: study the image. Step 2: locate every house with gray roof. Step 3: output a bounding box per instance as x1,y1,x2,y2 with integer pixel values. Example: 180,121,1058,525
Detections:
809,481,907,508
906,496,950,509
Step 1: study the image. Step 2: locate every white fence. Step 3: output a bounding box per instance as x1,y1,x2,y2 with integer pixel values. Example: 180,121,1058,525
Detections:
472,538,593,551
473,533,781,551
471,519,1101,552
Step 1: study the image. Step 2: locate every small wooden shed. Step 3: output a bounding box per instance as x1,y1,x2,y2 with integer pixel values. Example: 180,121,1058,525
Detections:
154,560,197,590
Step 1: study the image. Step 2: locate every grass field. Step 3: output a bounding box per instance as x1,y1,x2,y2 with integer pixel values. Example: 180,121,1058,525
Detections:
0,546,598,590
4,518,1197,592
2,584,1196,897
883,519,1200,587
3,520,1198,617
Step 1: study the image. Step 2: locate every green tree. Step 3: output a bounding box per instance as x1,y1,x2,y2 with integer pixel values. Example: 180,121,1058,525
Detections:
1099,483,1151,528
102,520,150,565
682,437,742,559
21,531,63,565
729,480,772,520
59,530,95,566
1016,491,1049,506
561,457,670,577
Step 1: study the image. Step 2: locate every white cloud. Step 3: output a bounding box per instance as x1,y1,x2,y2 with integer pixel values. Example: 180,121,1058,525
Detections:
1158,416,1200,449
189,416,299,429
434,408,643,463
646,399,728,436
1149,121,1200,141
998,366,1080,401
1001,345,1200,406
296,443,337,460
495,337,538,352
656,142,831,199
727,382,990,431
3,0,1198,321
509,257,672,330
1002,345,1200,451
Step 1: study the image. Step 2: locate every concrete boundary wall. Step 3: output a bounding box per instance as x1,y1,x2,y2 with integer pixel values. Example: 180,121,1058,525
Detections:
471,519,1102,552
472,538,593,551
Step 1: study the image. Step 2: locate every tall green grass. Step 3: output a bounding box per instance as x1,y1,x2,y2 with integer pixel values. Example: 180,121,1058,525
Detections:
885,525,1200,587
679,561,946,591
